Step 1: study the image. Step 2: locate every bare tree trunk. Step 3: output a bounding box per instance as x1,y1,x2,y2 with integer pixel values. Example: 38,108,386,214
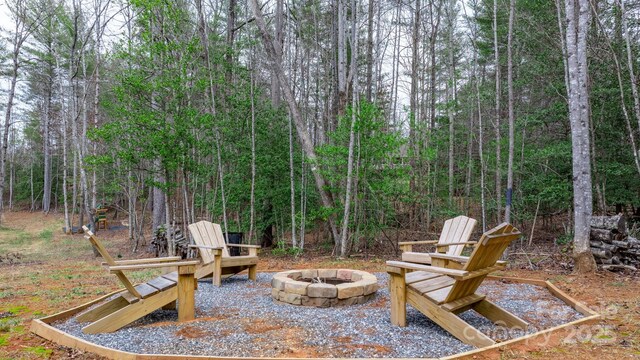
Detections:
493,0,502,221
8,130,14,210
299,152,307,250
505,0,515,223
251,0,340,244
225,0,237,86
42,29,53,213
152,164,166,231
391,4,401,128
446,0,456,207
30,158,34,211
336,0,347,115
79,50,95,233
564,0,596,272
59,56,71,233
365,0,374,102
272,0,283,107
0,50,18,213
340,0,358,258
409,0,421,156
249,73,257,243
429,0,442,129
288,113,297,248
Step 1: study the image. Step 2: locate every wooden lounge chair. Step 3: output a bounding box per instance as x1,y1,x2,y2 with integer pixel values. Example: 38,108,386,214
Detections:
188,221,260,287
399,215,477,268
77,226,200,334
386,223,527,347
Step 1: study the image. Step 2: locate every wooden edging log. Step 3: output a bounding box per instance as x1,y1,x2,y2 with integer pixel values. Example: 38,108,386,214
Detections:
31,274,599,360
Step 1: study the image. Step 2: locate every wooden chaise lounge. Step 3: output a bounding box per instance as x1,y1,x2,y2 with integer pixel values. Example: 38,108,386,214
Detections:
386,223,528,347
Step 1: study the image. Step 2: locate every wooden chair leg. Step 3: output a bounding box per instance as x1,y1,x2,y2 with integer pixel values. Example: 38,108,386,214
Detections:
248,264,257,281
473,299,528,329
213,252,222,287
177,265,196,322
388,268,407,327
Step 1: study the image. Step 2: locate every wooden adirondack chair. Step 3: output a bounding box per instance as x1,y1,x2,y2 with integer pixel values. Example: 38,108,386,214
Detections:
399,215,477,268
386,223,527,348
77,226,200,334
187,221,260,287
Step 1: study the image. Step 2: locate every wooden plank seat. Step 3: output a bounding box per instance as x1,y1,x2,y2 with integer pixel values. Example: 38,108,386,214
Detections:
399,215,477,268
387,223,528,348
77,226,200,334
188,221,260,287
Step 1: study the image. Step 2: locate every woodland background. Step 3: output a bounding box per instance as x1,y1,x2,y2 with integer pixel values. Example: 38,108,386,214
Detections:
0,0,639,262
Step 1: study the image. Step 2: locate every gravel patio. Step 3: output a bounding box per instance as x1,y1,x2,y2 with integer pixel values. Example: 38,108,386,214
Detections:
54,272,584,358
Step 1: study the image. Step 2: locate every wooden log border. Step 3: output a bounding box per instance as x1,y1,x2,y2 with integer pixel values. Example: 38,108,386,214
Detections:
30,274,600,360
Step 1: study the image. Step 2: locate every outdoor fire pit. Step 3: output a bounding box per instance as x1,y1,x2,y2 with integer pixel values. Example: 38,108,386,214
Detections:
271,269,378,307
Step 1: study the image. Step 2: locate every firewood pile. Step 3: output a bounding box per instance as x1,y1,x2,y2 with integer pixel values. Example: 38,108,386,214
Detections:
590,214,639,271
150,225,196,259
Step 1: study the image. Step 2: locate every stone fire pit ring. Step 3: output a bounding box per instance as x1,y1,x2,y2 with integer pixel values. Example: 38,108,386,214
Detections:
271,269,379,307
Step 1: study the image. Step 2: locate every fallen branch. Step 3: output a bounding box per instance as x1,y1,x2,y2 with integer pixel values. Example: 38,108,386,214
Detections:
602,264,637,272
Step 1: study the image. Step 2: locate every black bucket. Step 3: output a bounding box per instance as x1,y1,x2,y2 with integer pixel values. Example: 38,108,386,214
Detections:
224,232,243,256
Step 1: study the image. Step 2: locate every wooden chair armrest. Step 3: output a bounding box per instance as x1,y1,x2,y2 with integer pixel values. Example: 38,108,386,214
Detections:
102,256,182,266
109,260,201,272
429,253,506,266
226,244,261,249
386,260,468,278
398,240,438,246
188,244,223,250
435,241,477,248
429,254,470,262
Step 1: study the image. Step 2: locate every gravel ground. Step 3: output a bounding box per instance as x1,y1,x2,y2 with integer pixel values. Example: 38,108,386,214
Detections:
54,273,584,358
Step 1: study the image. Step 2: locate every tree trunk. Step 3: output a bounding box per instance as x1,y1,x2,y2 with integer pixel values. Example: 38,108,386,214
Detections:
564,0,596,273
249,74,257,243
340,0,358,258
365,0,374,102
336,0,347,116
272,0,283,107
0,41,20,215
429,0,441,129
289,114,297,248
446,0,456,206
505,0,515,223
152,165,166,232
493,0,502,221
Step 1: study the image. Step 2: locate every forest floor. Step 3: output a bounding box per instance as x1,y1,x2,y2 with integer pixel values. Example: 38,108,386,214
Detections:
0,210,638,359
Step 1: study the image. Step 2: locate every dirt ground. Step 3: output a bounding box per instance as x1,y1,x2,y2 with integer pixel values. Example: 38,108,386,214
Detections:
0,210,639,359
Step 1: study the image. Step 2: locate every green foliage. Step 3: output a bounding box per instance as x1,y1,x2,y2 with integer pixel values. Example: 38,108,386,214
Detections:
318,100,408,246
271,241,303,256
25,346,53,358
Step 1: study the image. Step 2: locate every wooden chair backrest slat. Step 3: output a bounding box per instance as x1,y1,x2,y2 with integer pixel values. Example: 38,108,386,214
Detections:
438,216,477,256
